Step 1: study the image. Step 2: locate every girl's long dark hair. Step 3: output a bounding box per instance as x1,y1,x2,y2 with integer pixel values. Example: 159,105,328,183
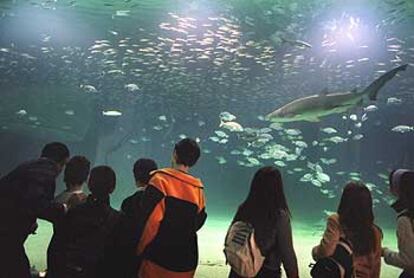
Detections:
338,182,375,256
234,167,290,250
399,171,414,218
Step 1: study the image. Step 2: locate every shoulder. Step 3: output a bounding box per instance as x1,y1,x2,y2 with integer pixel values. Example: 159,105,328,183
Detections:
397,215,413,227
327,213,340,223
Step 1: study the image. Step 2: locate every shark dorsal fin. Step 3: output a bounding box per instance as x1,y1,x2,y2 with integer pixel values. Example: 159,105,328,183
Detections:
320,88,329,95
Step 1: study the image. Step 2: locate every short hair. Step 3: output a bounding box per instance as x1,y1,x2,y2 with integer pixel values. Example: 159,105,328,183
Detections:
174,138,200,167
133,158,158,184
399,171,414,216
64,156,91,187
88,166,116,198
41,142,70,164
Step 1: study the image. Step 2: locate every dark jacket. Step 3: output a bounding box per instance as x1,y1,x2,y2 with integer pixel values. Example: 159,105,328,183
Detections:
48,195,120,278
47,190,87,278
98,189,146,278
136,168,207,277
121,188,145,219
0,158,64,239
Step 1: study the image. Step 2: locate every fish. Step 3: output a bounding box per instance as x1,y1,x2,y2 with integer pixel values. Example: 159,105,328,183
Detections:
214,130,228,138
219,111,237,122
391,125,413,133
102,110,122,116
321,127,338,134
281,37,312,48
349,114,358,121
364,105,378,112
125,83,140,92
387,97,402,105
80,84,97,93
16,109,27,116
266,65,408,122
220,121,243,132
353,134,364,140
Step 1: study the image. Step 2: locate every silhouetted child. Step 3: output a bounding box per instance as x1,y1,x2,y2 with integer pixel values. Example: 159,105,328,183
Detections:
121,158,158,218
53,166,120,278
54,155,90,205
383,170,414,278
47,155,91,278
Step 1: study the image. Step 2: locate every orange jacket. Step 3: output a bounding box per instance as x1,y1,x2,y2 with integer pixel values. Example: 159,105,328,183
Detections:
136,168,207,277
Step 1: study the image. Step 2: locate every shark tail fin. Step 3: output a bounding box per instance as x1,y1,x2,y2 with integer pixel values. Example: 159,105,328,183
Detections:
364,64,408,101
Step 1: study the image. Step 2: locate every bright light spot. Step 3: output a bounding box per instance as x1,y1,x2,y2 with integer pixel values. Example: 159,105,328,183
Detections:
321,12,371,51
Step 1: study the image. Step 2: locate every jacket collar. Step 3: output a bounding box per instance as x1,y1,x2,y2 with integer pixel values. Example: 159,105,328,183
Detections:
152,168,203,188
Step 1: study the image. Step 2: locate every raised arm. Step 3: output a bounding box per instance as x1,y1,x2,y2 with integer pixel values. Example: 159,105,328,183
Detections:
312,215,341,260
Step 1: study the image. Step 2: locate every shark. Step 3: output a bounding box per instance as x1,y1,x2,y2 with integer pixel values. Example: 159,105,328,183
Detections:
266,64,408,123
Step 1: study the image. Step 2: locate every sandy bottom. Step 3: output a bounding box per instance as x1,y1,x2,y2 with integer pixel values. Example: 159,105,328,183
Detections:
25,218,402,277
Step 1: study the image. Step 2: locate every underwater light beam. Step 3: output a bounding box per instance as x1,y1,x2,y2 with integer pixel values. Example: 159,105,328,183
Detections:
321,12,374,52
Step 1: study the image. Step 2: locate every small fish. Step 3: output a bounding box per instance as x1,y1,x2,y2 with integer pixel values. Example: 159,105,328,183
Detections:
102,110,122,117
65,110,75,116
216,156,227,165
353,134,364,140
349,114,358,121
214,130,228,138
355,122,362,128
391,125,413,133
274,160,287,167
387,97,402,105
125,83,140,92
115,10,130,17
220,121,243,132
158,115,167,121
364,105,378,112
361,113,368,122
16,109,27,116
219,111,236,122
80,84,97,93
321,127,338,134
209,136,220,142
285,129,301,136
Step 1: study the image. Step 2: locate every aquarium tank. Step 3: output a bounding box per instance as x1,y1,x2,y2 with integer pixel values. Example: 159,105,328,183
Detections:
0,0,413,276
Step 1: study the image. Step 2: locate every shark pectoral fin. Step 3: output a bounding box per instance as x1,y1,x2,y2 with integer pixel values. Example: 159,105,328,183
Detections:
305,117,320,122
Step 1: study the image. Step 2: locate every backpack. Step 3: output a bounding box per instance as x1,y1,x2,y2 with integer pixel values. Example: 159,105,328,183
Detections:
310,238,354,278
224,221,265,278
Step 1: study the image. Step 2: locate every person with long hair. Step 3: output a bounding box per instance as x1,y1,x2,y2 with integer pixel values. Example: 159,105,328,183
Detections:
383,170,414,278
312,181,383,277
228,166,299,278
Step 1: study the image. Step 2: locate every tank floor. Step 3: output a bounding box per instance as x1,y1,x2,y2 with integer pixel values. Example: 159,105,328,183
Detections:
25,218,401,277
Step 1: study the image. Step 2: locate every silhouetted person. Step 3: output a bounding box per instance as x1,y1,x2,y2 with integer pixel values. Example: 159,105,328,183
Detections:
100,158,158,278
47,155,91,278
383,170,414,278
313,182,383,278
54,166,120,278
122,158,158,218
136,138,207,278
0,142,70,278
228,166,299,278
